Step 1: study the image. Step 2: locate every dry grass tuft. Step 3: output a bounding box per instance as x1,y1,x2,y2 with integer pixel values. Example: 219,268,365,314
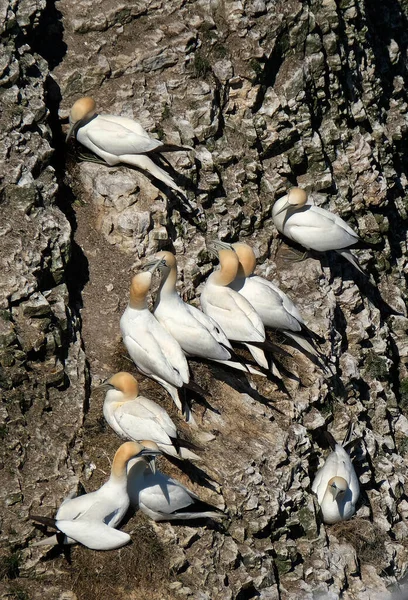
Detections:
331,518,388,567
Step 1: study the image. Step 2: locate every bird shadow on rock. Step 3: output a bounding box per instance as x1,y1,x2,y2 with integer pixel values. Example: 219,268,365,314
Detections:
326,251,403,318
74,146,206,233
164,457,221,493
204,362,287,416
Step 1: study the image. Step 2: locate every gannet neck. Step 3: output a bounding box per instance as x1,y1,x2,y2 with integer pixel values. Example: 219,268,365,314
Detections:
213,249,239,286
129,272,152,309
156,251,178,295
111,442,144,482
232,243,256,277
108,372,139,399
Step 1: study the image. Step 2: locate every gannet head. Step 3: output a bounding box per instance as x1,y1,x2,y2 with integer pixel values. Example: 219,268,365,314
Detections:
129,272,152,309
274,187,308,216
106,372,139,399
140,440,162,474
155,251,177,270
327,476,348,501
209,241,239,286
112,441,161,478
232,243,256,277
66,97,97,141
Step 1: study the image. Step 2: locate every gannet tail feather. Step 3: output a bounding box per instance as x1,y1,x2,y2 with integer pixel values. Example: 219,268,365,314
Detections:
121,154,185,195
149,143,193,154
336,249,367,276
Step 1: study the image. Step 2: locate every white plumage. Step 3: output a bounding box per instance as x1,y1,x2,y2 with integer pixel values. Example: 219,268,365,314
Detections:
120,270,194,423
32,442,160,550
103,372,200,460
127,456,223,522
272,187,365,274
312,434,360,524
67,97,191,194
148,251,263,376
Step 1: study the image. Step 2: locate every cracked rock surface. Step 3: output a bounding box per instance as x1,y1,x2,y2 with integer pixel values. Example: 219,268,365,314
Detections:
1,0,408,598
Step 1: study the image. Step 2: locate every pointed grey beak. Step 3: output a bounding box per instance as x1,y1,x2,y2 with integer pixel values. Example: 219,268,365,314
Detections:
208,240,234,255
140,448,161,474
66,121,76,142
96,379,113,391
144,258,167,274
274,200,292,217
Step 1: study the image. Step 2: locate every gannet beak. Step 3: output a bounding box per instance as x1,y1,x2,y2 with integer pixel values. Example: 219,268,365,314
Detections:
208,240,234,255
274,200,292,217
144,258,167,274
96,379,113,390
141,448,161,474
66,122,76,142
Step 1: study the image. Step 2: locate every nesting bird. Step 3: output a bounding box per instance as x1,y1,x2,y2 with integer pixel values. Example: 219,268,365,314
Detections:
102,372,200,460
311,428,360,524
66,96,191,194
228,242,320,357
127,443,224,522
31,442,161,550
272,187,366,274
146,250,263,376
120,265,196,424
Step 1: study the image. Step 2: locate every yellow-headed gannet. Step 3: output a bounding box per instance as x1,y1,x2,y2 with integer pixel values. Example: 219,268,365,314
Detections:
102,372,200,460
311,428,360,524
31,441,161,550
272,187,366,274
120,266,195,423
66,97,191,194
200,242,281,374
146,251,264,376
230,242,320,357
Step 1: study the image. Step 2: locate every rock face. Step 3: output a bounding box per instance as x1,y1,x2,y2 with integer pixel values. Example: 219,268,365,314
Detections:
1,0,408,598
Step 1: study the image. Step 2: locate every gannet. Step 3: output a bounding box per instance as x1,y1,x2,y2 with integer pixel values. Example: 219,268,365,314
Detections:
127,443,224,522
102,372,200,460
272,187,366,274
311,428,360,524
146,251,264,376
31,442,161,550
120,266,196,423
66,97,191,194
229,242,319,357
200,242,278,373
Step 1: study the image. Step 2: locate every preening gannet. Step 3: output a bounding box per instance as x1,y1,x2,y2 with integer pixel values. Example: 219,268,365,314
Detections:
230,242,319,357
120,267,195,423
31,442,161,550
146,251,263,376
127,443,224,522
66,97,191,194
102,372,200,460
311,428,360,524
272,187,366,275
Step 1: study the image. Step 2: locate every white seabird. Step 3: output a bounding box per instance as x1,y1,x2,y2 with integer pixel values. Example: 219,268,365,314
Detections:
200,242,281,374
229,242,319,357
120,266,196,424
127,442,224,522
102,372,200,460
66,97,191,194
311,428,360,524
272,187,366,274
31,441,161,550
146,250,264,376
